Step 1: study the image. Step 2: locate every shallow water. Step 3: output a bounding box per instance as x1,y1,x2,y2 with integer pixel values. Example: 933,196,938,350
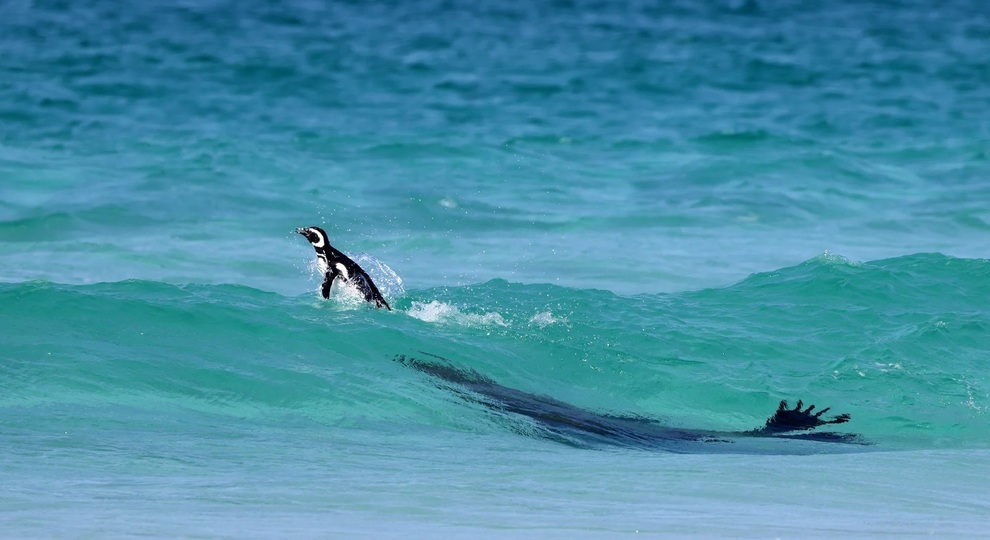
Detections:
2,0,989,536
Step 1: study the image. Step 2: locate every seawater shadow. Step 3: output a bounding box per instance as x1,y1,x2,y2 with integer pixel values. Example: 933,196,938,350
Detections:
396,353,870,455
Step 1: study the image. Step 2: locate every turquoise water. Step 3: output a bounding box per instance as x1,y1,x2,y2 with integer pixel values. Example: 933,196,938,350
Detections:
3,0,990,536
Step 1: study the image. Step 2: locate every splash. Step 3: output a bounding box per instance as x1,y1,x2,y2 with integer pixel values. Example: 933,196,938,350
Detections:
406,300,508,328
529,311,564,328
353,253,405,300
302,251,405,308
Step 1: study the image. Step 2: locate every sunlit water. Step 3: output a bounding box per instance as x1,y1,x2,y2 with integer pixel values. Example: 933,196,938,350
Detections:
2,0,989,536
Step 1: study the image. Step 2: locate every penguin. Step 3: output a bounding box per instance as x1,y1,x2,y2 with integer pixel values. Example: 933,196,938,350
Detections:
296,226,392,310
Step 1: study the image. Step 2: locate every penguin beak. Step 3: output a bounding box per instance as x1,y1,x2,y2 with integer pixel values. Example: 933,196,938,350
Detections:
294,228,307,235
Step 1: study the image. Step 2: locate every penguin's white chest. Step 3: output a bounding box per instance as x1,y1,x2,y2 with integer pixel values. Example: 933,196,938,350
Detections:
316,254,330,274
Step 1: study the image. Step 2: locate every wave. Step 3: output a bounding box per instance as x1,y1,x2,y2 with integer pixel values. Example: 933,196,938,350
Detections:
2,252,988,448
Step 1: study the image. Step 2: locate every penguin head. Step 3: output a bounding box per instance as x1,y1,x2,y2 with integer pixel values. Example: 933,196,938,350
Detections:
296,226,329,249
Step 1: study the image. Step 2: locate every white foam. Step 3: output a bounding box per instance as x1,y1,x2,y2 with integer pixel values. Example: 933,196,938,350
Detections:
528,311,563,328
331,279,370,306
407,300,508,327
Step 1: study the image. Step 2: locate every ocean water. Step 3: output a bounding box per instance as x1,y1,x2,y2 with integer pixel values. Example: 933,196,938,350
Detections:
2,0,990,536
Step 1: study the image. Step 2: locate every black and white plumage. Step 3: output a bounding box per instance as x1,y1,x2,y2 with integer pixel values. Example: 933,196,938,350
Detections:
296,226,392,310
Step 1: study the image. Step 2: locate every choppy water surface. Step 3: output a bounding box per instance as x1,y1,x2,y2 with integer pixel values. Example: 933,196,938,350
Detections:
2,0,989,537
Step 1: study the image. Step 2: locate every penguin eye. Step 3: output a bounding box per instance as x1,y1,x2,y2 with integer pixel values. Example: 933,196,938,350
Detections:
305,229,326,248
